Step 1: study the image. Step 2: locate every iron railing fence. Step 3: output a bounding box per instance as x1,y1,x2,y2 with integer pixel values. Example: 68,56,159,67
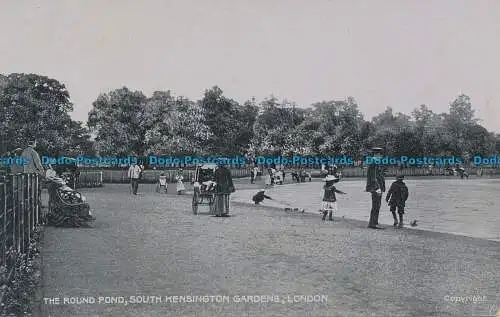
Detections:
0,173,43,303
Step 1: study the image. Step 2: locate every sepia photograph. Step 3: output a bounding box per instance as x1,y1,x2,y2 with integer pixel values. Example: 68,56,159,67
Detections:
0,0,499,316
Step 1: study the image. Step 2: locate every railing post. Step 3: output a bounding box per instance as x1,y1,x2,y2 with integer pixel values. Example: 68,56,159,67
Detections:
2,176,6,266
27,174,32,245
12,175,17,254
35,174,40,224
31,174,35,229
15,175,21,253
20,174,25,253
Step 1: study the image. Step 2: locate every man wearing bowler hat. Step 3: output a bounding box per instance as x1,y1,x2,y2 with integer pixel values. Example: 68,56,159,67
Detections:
366,147,386,229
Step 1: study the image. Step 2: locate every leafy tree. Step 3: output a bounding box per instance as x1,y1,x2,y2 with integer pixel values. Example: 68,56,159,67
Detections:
336,97,364,157
449,94,478,125
144,95,212,155
0,73,89,155
66,121,94,156
87,87,148,156
142,90,177,152
233,100,259,155
367,106,424,155
284,108,316,156
310,100,342,155
251,96,300,156
411,105,453,155
444,94,482,156
200,86,257,155
466,125,495,156
495,134,500,153
360,121,375,151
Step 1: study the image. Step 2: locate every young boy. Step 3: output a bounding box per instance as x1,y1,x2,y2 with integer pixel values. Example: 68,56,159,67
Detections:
321,175,346,221
252,189,272,204
385,175,409,228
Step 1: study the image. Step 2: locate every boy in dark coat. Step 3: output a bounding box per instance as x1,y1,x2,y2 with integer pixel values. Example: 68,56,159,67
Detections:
386,175,409,228
252,189,272,204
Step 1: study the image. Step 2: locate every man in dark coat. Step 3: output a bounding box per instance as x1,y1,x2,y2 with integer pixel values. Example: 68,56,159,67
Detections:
365,147,386,229
250,168,255,184
213,163,235,216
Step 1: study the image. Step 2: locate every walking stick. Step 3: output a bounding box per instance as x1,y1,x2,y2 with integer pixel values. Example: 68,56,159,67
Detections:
269,198,292,207
270,198,305,212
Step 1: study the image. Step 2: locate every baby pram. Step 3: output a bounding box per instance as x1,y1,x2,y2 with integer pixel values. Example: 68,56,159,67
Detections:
273,170,283,185
191,163,217,215
156,174,168,193
46,169,95,227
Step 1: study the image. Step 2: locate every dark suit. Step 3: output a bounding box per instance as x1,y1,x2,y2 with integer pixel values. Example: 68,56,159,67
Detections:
366,164,386,227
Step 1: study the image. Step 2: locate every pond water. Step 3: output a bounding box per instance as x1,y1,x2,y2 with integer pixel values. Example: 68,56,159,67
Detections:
232,178,500,242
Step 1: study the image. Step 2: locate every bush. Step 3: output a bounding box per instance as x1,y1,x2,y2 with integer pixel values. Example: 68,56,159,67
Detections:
0,225,43,317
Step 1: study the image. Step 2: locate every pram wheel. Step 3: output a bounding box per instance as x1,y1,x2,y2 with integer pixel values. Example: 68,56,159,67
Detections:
156,183,168,193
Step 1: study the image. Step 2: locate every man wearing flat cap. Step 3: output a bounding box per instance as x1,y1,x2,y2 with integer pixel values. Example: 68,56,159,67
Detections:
365,147,386,229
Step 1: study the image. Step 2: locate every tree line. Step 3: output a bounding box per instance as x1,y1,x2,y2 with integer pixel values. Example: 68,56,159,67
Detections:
1,73,499,163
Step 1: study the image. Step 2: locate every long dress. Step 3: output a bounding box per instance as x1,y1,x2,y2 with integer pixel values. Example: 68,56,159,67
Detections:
176,174,185,194
213,166,235,216
265,174,272,186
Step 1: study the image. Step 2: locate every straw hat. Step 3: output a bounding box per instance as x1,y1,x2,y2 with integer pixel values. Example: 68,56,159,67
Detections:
324,175,339,182
370,147,383,153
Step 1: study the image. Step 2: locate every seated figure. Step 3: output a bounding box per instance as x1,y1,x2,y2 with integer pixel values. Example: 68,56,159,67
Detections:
201,180,217,191
45,165,94,226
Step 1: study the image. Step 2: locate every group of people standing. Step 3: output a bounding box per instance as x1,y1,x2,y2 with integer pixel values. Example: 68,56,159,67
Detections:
250,166,313,187
127,163,186,195
128,160,235,216
319,147,409,228
255,147,409,228
250,166,285,186
364,147,409,229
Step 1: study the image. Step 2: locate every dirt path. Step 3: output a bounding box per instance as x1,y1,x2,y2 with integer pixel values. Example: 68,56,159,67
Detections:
39,184,499,317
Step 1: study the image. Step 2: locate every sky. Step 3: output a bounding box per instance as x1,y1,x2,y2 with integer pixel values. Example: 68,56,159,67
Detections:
1,0,499,132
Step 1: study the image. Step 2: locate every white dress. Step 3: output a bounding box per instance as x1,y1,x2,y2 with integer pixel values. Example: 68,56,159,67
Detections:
176,175,185,192
265,174,272,185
